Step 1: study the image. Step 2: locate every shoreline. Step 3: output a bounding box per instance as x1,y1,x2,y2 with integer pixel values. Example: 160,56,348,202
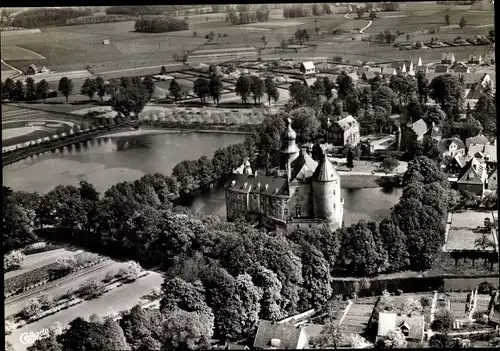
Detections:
95,127,253,138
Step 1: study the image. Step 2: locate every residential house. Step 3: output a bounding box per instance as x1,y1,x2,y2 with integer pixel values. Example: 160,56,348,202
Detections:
430,123,443,142
468,53,483,64
456,157,488,196
358,66,382,76
381,67,397,77
466,134,489,149
454,62,470,73
304,77,317,87
300,61,316,75
102,39,110,45
253,320,309,349
445,154,469,175
328,115,361,147
362,71,377,81
415,65,429,74
487,167,497,191
435,64,450,73
441,52,456,65
376,312,425,344
463,73,493,99
438,137,466,158
26,64,38,75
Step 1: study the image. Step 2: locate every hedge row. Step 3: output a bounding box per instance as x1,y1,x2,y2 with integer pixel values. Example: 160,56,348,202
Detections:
5,253,103,294
66,14,137,25
22,243,62,255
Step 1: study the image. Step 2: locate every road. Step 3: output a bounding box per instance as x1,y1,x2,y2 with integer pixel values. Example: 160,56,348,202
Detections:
4,249,82,281
5,260,116,311
7,272,164,351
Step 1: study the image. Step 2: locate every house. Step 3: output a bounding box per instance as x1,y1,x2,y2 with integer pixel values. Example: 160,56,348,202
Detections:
376,312,425,343
362,71,377,81
253,320,309,349
454,62,470,73
39,66,49,73
304,77,317,87
102,39,110,45
358,66,382,76
445,154,469,174
464,73,493,99
300,61,316,75
483,142,497,164
466,134,489,149
26,64,38,75
435,64,449,73
441,52,456,65
328,115,361,147
410,118,428,141
415,65,429,74
438,137,466,158
381,67,397,76
456,157,488,196
487,167,497,191
468,53,483,64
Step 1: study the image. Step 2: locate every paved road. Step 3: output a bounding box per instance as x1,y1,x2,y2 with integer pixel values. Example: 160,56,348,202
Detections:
7,272,164,351
5,249,82,281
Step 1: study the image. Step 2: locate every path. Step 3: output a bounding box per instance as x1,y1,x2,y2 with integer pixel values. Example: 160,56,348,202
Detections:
340,296,378,335
359,20,373,34
98,62,183,75
1,59,23,81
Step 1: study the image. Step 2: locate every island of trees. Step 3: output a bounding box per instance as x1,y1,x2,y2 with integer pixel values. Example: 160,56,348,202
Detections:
134,17,189,33
11,8,92,28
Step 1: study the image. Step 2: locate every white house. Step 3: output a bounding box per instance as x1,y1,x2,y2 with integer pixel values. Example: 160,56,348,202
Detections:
300,61,316,75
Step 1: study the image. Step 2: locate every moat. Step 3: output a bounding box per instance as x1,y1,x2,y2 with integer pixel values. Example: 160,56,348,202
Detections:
3,132,403,226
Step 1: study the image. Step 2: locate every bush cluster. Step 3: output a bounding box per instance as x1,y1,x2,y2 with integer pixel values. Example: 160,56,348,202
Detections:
134,17,189,33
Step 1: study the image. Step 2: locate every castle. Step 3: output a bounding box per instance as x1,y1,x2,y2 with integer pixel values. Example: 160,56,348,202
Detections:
225,118,344,231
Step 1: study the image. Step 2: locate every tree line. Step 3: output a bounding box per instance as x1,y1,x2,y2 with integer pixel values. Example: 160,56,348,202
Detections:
226,5,270,25
134,16,189,33
65,14,138,26
12,8,92,28
106,6,171,16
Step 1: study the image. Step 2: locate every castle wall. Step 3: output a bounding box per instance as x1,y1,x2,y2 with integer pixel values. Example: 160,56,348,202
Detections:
226,189,248,221
286,183,314,219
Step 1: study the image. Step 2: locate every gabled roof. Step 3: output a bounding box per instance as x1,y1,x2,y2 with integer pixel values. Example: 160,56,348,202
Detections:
438,137,466,152
363,71,377,80
290,149,318,182
441,52,455,61
446,154,468,168
301,61,315,70
457,157,487,184
381,67,396,75
336,115,357,130
312,153,339,182
377,312,424,341
254,320,306,349
28,64,37,71
411,119,428,137
466,134,489,149
304,78,317,87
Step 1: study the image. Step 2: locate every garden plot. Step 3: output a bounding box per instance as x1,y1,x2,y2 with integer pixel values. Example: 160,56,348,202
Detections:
446,211,495,251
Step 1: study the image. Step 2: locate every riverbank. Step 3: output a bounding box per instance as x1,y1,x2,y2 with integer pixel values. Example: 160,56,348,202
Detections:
96,126,254,138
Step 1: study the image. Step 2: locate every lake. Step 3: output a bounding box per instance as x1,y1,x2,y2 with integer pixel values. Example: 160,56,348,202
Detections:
3,131,402,226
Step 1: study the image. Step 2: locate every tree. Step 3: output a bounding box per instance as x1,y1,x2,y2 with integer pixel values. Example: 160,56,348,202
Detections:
380,156,399,173
193,78,210,105
142,76,155,100
265,78,279,106
423,105,446,127
289,107,321,143
460,116,483,140
169,79,182,102
58,76,74,103
472,87,496,135
356,7,365,19
2,77,15,100
369,11,376,20
372,86,396,114
4,250,25,272
81,78,97,101
21,298,42,319
429,74,464,119
429,333,456,348
26,77,37,101
250,76,265,105
3,187,38,251
14,79,25,101
379,218,409,272
163,309,214,350
289,81,312,107
299,243,332,310
235,75,252,105
193,30,197,37
209,75,223,105
42,185,87,230
110,84,149,120
322,3,332,14
312,3,321,16
119,260,142,281
52,255,77,277
445,13,450,26
376,328,408,348
432,310,454,331
79,278,105,298
346,148,354,170
459,16,467,29
160,65,167,75
27,329,63,351
36,79,49,103
160,277,211,314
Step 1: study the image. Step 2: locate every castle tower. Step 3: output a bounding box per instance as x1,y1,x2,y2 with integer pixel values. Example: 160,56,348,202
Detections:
417,56,423,67
312,153,343,230
280,118,300,180
243,159,253,175
395,125,402,151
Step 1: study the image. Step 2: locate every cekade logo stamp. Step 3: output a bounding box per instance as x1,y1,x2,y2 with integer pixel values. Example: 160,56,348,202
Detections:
20,329,50,345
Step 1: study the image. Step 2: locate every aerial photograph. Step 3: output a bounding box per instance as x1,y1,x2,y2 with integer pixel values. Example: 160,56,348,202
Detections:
1,1,498,350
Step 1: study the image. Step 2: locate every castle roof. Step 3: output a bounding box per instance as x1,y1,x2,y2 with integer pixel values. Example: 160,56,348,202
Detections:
290,149,318,182
282,118,297,141
225,174,290,197
312,153,339,182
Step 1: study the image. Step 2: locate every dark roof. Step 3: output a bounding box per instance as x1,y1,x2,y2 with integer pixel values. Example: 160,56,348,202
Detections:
312,153,339,182
225,174,289,196
457,158,486,184
253,320,305,349
446,154,468,168
435,65,449,73
438,137,466,152
290,150,318,182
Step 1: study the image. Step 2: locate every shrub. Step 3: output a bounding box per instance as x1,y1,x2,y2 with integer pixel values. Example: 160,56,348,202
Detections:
478,281,497,294
4,250,26,272
432,310,454,331
395,289,403,296
420,296,432,308
403,298,423,315
79,278,105,298
52,256,77,277
103,271,115,283
23,242,61,255
20,298,42,319
119,261,143,281
38,293,54,310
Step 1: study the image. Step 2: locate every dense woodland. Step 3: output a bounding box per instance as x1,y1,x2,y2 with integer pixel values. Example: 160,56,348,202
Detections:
226,5,271,25
11,8,92,28
106,6,172,16
134,17,189,33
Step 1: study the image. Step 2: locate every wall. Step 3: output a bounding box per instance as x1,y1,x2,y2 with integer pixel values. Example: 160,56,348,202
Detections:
287,183,314,219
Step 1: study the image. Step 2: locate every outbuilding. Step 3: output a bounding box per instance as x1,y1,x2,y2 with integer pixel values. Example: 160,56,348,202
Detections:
300,61,316,75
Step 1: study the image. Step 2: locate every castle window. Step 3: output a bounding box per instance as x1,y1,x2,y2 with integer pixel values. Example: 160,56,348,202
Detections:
284,208,288,216
295,207,301,217
253,195,257,200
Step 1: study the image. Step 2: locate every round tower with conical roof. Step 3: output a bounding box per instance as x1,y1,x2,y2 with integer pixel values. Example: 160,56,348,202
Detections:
280,118,300,179
311,153,343,230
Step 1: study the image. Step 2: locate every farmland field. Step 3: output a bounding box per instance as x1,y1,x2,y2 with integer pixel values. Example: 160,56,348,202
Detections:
1,45,46,60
